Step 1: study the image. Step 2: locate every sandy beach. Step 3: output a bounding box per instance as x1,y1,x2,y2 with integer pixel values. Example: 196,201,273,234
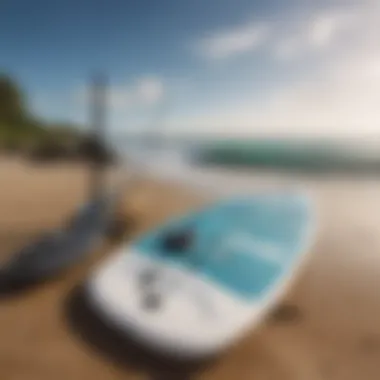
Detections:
1,157,380,380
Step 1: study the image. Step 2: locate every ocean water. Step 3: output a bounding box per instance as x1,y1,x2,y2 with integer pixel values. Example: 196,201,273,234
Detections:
109,138,380,203
115,136,380,176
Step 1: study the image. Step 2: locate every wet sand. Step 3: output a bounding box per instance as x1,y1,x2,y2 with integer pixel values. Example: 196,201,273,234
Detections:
1,157,380,380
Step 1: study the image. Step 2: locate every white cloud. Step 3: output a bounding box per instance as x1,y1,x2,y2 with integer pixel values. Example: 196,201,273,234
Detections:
308,11,349,48
271,6,360,61
75,76,165,110
273,37,300,61
172,1,380,138
195,2,362,63
196,23,268,60
173,52,380,137
174,56,380,138
135,77,164,105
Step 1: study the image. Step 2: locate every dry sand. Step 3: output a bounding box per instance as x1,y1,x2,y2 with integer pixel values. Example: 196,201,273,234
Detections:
1,157,380,380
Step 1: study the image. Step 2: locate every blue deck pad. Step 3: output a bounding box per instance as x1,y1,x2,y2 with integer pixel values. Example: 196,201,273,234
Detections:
134,194,312,302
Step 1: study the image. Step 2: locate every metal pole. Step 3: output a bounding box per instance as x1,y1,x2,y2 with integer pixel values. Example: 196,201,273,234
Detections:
89,72,107,200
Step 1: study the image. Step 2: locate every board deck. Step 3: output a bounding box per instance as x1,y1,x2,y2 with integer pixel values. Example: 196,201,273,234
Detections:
136,194,312,302
87,193,315,359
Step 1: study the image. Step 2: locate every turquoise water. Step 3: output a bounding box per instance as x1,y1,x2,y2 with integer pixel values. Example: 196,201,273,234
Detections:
134,195,312,302
119,137,380,173
196,140,380,172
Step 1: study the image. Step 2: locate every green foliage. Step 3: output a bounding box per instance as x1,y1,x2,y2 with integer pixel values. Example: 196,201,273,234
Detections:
0,73,114,163
0,73,85,156
0,74,28,127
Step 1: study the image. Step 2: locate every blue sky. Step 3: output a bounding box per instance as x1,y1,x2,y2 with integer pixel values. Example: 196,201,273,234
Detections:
1,0,379,138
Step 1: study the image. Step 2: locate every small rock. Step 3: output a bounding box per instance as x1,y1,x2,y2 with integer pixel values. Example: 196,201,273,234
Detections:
269,303,302,323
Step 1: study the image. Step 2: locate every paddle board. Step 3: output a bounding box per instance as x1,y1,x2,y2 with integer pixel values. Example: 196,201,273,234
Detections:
86,192,315,359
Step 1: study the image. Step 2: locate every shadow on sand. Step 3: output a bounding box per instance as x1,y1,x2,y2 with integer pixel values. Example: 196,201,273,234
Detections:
0,274,57,299
0,229,63,300
63,283,219,380
0,210,137,301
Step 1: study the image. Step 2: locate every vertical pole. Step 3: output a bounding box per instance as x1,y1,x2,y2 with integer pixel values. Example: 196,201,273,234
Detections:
145,95,167,151
89,72,107,200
